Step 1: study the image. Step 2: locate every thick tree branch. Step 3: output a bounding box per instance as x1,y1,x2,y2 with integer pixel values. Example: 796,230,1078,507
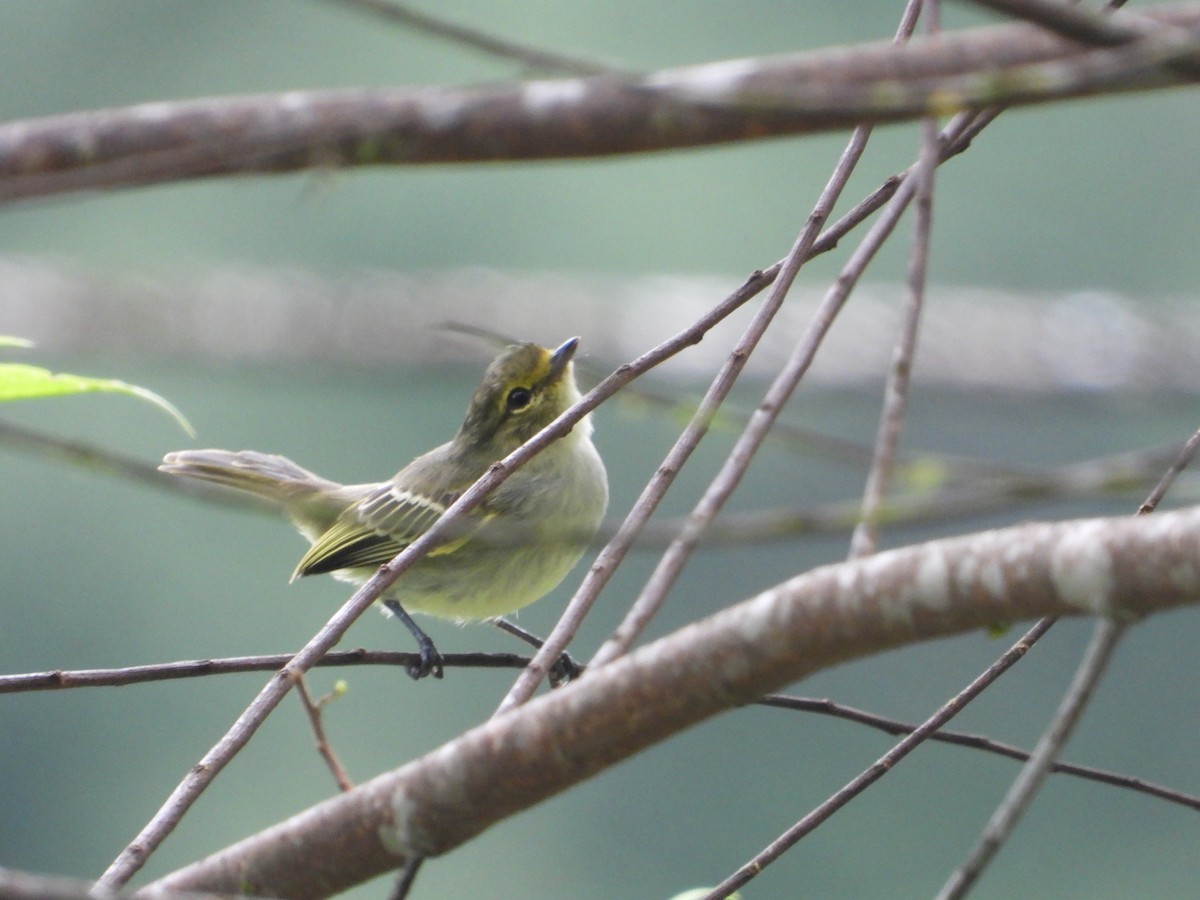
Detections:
147,505,1200,899
3,2,1200,202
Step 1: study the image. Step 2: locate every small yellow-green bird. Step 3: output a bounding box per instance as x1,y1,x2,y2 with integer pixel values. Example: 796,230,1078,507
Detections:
161,338,608,679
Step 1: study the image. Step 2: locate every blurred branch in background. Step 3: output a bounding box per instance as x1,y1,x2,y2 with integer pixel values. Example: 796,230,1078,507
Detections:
321,0,615,76
3,395,1187,549
1,262,1195,391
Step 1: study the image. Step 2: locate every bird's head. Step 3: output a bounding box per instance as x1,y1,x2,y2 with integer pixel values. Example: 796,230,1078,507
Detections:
457,337,587,453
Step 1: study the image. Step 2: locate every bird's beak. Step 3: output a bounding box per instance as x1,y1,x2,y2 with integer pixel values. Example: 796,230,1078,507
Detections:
548,337,580,380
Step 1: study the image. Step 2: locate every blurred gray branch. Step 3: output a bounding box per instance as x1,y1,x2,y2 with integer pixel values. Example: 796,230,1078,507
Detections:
322,0,613,76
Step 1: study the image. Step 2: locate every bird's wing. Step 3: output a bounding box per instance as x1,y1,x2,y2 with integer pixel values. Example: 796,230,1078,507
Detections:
292,480,487,578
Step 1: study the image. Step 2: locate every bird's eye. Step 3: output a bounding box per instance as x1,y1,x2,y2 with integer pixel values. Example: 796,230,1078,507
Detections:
506,387,533,411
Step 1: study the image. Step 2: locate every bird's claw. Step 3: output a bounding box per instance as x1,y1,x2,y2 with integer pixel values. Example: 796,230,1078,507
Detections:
548,651,583,686
406,646,444,680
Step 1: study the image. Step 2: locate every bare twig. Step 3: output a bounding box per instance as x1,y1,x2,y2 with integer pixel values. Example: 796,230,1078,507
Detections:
629,443,1188,546
296,676,355,793
385,856,424,900
969,0,1149,43
0,420,235,502
583,0,935,673
503,48,924,705
708,6,944,891
936,618,1126,899
1139,423,1200,513
0,650,532,694
322,0,612,76
935,423,1200,895
969,0,1200,67
757,693,1200,810
926,1,1184,868
848,46,939,559
488,266,772,708
702,2,1161,889
3,649,1194,809
490,618,581,686
704,616,1055,900
588,99,925,668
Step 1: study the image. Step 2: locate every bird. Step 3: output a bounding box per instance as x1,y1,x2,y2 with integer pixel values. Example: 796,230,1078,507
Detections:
160,337,608,680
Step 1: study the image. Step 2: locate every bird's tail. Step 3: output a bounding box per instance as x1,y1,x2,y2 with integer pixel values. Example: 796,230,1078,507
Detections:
160,450,338,507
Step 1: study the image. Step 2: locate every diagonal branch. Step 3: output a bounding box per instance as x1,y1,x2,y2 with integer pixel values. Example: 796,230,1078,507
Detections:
497,0,929,704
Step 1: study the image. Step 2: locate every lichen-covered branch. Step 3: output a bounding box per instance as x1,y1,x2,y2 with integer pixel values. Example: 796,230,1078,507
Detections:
145,505,1200,899
3,3,1200,202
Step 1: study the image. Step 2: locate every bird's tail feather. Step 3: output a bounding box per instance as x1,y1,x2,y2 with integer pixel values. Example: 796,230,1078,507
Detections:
160,450,337,506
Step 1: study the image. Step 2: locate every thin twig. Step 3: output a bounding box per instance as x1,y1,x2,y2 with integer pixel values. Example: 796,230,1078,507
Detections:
757,693,1200,810
708,6,948,891
587,62,934,669
0,650,532,694
936,618,1126,898
970,0,1200,81
487,267,776,709
490,617,547,650
322,0,612,76
847,49,939,559
321,0,609,75
2,649,1192,809
935,421,1199,895
0,420,243,504
933,3,1186,889
296,676,355,792
629,444,1187,546
697,47,1114,896
970,0,1153,44
573,4,945,681
490,618,581,685
703,616,1056,900
1139,423,1200,513
706,2,1092,890
503,77,895,707
386,856,424,900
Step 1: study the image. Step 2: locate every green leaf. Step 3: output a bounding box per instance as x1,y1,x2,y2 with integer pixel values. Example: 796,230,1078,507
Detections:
0,361,196,436
0,336,34,349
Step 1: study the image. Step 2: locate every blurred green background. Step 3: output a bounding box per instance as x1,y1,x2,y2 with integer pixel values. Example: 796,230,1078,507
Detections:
1,2,1198,899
